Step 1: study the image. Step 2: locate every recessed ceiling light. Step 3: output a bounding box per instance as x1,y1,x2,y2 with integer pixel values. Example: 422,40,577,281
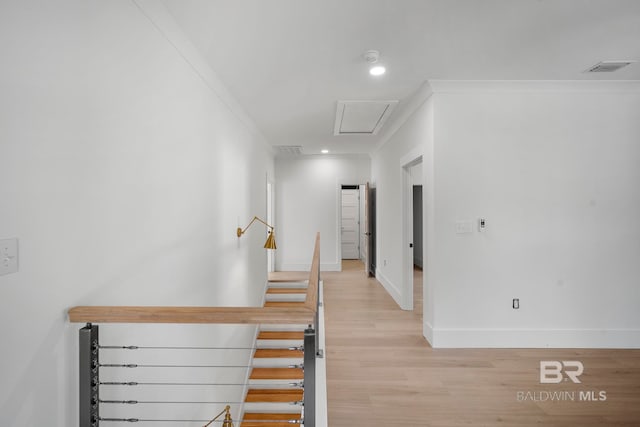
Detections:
321,149,329,154
364,50,386,77
369,65,386,76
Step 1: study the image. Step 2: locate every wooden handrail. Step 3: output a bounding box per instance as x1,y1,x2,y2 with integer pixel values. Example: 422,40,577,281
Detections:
304,233,320,312
68,306,315,324
68,233,321,324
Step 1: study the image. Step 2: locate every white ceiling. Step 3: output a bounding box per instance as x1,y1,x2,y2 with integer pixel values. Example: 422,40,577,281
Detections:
161,0,640,155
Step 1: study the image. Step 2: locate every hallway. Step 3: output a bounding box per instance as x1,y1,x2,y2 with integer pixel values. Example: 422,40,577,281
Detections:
322,261,640,426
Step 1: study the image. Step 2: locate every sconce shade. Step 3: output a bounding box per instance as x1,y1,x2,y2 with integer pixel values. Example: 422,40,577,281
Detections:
264,232,277,249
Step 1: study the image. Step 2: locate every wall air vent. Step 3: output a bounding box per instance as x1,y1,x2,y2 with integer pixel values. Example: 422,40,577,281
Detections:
334,100,398,136
585,61,636,73
274,145,303,156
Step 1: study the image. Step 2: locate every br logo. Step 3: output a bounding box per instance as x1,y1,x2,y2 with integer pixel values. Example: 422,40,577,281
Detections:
540,361,584,384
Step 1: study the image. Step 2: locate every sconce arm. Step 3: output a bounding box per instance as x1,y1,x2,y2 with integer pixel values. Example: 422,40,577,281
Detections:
237,216,274,237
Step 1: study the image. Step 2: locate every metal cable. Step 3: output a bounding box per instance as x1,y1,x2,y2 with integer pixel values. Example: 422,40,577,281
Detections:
99,363,252,368
100,399,246,405
99,345,274,351
100,418,302,424
100,381,304,387
99,418,224,423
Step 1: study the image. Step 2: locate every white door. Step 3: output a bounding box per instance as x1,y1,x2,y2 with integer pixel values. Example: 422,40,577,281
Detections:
341,189,360,259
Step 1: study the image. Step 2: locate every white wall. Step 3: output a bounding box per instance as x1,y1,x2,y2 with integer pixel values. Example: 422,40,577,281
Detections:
275,155,371,271
431,81,640,348
373,80,640,348
371,86,434,310
0,0,273,424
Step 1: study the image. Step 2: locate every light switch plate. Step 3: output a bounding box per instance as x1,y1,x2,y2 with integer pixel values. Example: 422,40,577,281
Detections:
455,221,474,234
0,239,19,276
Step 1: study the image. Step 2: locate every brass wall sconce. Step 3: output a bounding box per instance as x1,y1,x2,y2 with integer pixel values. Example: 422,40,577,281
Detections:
203,404,234,427
237,216,277,249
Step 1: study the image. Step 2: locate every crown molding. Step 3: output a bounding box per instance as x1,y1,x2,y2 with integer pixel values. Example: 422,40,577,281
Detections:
427,80,640,93
373,81,434,155
132,0,273,154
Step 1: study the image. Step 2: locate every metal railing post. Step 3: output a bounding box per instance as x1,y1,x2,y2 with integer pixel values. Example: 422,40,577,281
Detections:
315,309,321,358
303,326,316,427
315,248,323,358
79,323,99,427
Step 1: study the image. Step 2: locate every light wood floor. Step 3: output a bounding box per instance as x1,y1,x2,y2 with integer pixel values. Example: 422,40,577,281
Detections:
321,260,640,427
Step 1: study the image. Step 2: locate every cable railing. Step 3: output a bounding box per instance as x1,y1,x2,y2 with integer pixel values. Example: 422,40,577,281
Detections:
71,233,322,427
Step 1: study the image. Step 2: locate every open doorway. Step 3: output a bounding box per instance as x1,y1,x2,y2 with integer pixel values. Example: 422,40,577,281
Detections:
401,151,423,311
340,185,360,260
412,166,423,314
266,180,275,273
340,183,374,274
359,183,375,277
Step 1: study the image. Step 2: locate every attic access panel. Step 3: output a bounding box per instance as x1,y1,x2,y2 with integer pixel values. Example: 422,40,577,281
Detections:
584,61,636,73
334,100,398,136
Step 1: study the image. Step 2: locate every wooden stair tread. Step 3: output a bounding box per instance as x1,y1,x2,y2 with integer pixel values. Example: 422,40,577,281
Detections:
264,301,307,308
250,367,304,380
241,421,298,426
253,348,304,358
258,331,304,340
267,288,307,294
243,413,302,420
241,413,302,427
267,271,309,282
245,388,303,402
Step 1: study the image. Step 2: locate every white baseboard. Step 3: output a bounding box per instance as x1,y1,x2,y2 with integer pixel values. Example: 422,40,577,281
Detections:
260,280,269,306
237,324,260,422
430,327,640,349
423,321,434,346
375,268,402,308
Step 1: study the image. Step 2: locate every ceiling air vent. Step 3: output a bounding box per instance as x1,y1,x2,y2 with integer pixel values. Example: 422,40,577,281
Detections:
334,100,398,136
585,61,636,73
274,145,303,156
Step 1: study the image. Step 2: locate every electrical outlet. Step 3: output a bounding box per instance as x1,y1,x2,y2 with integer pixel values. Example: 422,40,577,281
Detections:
512,298,520,309
0,239,19,276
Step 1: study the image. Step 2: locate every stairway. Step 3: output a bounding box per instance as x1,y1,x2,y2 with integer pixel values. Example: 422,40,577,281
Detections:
241,281,309,426
263,283,308,308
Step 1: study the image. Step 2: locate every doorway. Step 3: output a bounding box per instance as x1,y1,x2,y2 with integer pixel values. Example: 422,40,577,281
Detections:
266,180,275,272
401,151,423,311
413,182,423,313
413,185,424,270
341,186,360,259
367,186,376,276
358,183,374,276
